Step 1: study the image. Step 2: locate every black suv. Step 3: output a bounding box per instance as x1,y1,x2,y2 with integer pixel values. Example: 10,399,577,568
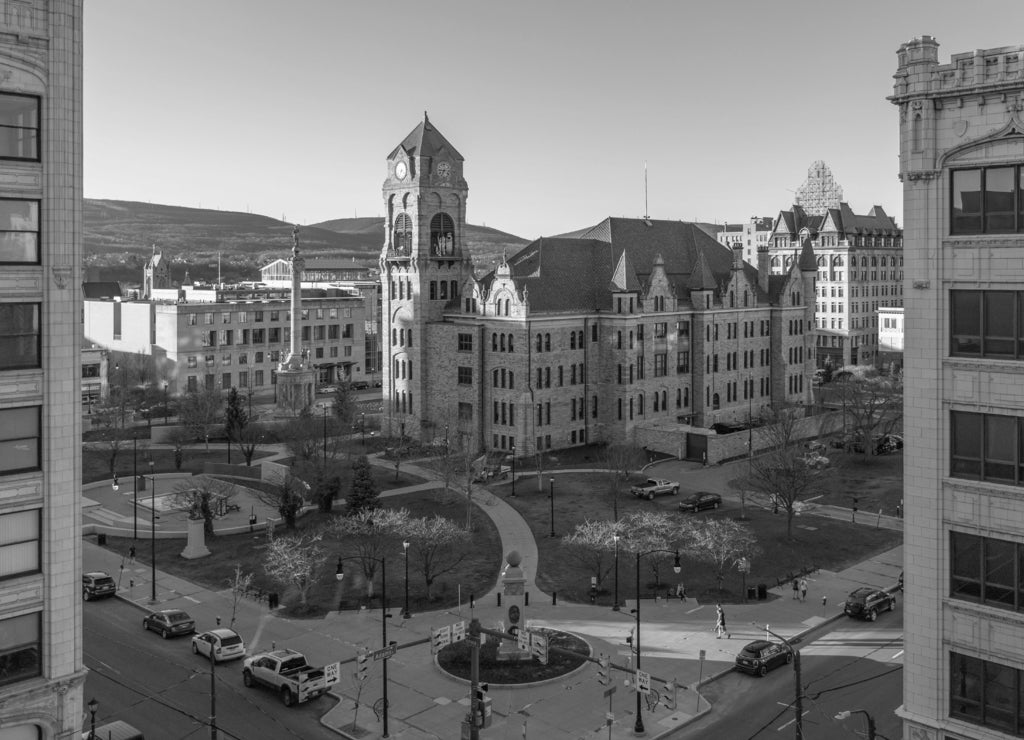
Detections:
82,571,116,601
843,587,896,621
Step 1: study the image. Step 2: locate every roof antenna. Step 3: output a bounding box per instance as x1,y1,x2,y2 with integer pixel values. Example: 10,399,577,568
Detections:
643,161,652,226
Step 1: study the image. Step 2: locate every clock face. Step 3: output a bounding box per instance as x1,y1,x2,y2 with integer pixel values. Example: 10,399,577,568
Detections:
436,161,451,179
395,161,407,180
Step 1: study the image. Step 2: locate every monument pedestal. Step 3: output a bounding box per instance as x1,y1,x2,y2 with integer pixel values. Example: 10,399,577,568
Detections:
276,360,315,415
180,517,211,559
497,550,532,662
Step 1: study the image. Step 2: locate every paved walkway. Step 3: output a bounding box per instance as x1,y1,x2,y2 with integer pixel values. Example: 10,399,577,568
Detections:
81,451,903,740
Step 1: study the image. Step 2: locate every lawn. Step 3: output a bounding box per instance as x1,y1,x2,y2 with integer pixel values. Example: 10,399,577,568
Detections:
83,445,275,484
814,449,903,516
489,471,901,606
99,488,502,619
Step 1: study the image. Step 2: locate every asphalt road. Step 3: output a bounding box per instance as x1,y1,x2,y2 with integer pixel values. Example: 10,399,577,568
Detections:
83,598,340,740
676,608,904,739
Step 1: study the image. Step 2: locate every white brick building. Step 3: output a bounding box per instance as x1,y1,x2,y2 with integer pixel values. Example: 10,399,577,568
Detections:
892,37,1024,740
0,2,85,738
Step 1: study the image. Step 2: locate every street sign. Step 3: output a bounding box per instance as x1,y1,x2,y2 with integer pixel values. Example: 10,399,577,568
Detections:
324,661,340,686
603,686,617,698
371,644,397,661
517,628,529,652
635,670,651,695
530,632,548,665
431,625,452,654
699,649,706,661
605,711,614,725
452,620,466,643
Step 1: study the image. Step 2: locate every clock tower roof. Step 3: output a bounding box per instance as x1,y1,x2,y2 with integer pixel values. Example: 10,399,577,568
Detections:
388,112,463,162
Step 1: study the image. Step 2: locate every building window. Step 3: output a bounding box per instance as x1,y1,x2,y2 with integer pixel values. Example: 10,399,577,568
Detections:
458,333,473,352
430,212,455,255
0,199,39,264
950,651,1024,734
0,93,39,161
951,166,1024,235
0,303,39,369
393,213,412,253
654,353,667,377
0,508,39,579
951,411,1024,485
951,290,1024,358
951,531,1024,611
0,406,39,474
457,367,472,385
0,611,41,687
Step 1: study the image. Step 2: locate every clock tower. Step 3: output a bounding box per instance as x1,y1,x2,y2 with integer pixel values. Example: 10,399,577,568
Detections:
380,113,470,439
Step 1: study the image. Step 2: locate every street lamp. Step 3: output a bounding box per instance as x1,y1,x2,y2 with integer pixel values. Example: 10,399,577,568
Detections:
360,412,366,446
87,697,98,739
147,460,157,603
835,709,877,740
631,549,681,734
510,442,516,497
321,403,328,459
336,555,394,738
548,477,555,538
132,432,138,540
114,362,127,426
612,533,620,611
755,622,803,739
402,540,411,619
163,381,169,425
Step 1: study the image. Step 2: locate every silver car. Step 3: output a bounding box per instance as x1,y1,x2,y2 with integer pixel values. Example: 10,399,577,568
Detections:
191,628,245,662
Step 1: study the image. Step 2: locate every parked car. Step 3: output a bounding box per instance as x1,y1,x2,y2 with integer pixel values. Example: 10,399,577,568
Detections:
678,492,722,512
843,587,897,621
192,628,246,662
143,609,196,639
629,478,680,500
316,385,338,395
876,434,904,454
734,640,793,676
82,571,116,601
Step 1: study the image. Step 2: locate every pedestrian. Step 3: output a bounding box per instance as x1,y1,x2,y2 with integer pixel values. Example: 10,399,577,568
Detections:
714,604,729,639
792,578,799,600
799,578,808,602
676,582,686,603
128,544,136,564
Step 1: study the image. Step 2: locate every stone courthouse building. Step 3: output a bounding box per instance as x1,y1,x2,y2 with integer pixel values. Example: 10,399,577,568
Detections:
893,38,1024,740
379,115,817,460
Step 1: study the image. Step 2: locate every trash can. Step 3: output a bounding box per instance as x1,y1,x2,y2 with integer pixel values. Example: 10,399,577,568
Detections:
747,586,757,601
97,533,107,546
757,583,767,601
268,593,279,609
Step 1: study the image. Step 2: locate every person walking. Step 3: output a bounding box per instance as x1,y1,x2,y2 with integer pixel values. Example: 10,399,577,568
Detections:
799,578,808,602
715,604,729,639
676,582,686,603
127,544,136,564
792,578,799,600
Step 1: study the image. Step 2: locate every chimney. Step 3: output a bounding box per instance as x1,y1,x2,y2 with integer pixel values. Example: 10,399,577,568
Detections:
757,245,770,294
732,243,743,271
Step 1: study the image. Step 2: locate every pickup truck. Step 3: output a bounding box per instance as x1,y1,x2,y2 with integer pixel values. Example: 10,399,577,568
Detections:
242,649,327,706
629,478,680,500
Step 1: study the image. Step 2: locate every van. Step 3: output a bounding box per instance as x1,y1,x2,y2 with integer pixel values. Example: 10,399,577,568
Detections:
84,720,145,740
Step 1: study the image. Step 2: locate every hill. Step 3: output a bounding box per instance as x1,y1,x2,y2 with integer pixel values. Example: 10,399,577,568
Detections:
84,199,529,285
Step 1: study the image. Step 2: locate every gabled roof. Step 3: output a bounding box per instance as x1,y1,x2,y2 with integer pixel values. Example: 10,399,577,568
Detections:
388,112,463,162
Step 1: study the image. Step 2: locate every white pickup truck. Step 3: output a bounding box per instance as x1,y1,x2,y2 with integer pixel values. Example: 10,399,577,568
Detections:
629,478,680,500
242,648,328,706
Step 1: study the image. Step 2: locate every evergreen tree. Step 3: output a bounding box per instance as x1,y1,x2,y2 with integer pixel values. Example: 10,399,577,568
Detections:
223,386,248,442
346,455,379,516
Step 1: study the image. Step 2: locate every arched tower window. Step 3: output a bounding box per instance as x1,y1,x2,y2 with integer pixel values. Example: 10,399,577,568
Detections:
393,213,412,254
430,213,455,255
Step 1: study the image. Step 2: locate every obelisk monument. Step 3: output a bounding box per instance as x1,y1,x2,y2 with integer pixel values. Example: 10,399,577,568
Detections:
275,225,315,413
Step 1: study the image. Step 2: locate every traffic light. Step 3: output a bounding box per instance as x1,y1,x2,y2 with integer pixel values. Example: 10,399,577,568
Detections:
597,655,611,686
662,679,677,710
355,648,368,681
474,683,489,703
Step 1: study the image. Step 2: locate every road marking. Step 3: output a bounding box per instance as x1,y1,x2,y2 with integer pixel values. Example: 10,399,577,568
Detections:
183,595,200,603
892,649,904,659
777,710,810,731
685,606,703,614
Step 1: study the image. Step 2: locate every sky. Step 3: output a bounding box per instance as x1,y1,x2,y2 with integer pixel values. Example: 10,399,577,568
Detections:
84,0,1024,240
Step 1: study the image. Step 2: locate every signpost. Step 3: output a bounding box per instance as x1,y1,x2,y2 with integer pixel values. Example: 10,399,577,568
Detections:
371,644,397,661
324,662,340,686
635,669,651,695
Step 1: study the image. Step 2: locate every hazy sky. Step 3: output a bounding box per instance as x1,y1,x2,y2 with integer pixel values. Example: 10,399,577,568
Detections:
85,1,1024,239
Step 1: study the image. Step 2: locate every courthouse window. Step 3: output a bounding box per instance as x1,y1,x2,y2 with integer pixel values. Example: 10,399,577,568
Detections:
951,166,1024,234
0,407,39,474
0,93,39,161
950,652,1024,735
951,290,1024,358
0,303,39,369
0,611,41,687
0,509,39,580
0,199,39,263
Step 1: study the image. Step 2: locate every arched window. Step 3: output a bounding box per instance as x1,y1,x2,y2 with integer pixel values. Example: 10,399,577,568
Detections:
861,257,868,267
661,390,667,410
638,393,645,415
393,213,412,254
676,388,682,408
508,335,514,352
744,290,749,307
653,393,659,412
536,334,542,352
617,331,622,349
570,333,576,350
771,256,781,268
871,256,878,266
684,387,689,407
430,212,455,255
509,371,514,388
500,334,506,352
544,333,551,351
493,369,499,386
492,333,498,351
712,392,720,410
504,299,510,315
729,291,735,307
577,331,584,347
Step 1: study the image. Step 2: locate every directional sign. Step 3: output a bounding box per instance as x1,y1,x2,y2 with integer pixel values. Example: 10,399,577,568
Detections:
517,628,530,652
635,669,651,695
371,644,397,661
324,661,340,686
530,632,549,665
452,620,467,643
431,625,452,654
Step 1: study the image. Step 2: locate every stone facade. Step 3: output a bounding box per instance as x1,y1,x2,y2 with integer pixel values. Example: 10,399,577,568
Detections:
892,37,1024,740
0,2,86,739
380,115,817,459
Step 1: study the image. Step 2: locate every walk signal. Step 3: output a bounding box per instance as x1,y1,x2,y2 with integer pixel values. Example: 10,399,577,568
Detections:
112,474,119,491
597,655,611,686
355,648,368,681
474,683,489,703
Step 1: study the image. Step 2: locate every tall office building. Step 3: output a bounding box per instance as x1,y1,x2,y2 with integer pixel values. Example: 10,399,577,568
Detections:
0,2,84,739
893,38,1024,739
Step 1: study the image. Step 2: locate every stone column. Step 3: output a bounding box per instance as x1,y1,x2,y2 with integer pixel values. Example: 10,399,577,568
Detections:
497,551,531,662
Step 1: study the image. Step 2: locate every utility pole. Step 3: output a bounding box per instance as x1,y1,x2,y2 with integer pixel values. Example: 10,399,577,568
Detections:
208,646,217,739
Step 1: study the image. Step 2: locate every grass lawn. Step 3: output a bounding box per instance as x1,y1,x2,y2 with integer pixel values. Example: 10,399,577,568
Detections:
813,449,904,515
438,628,589,684
83,445,275,484
98,488,502,619
491,471,901,606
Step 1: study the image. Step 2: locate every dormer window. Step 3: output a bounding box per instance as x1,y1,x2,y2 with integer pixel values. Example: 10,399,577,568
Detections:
431,213,455,255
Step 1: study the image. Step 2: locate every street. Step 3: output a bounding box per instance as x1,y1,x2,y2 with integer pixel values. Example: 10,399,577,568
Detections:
83,598,340,740
677,611,903,739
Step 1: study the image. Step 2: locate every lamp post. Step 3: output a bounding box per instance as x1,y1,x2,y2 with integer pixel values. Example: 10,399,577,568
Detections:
510,442,516,497
88,697,98,739
548,477,555,538
163,381,169,425
148,460,157,603
755,622,803,739
631,549,682,734
612,533,620,611
360,412,366,446
322,403,328,459
337,555,393,738
402,540,411,619
835,709,877,740
115,362,127,426
132,432,138,540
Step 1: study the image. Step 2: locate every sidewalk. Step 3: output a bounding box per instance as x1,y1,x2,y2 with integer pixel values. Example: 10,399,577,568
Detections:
82,453,903,740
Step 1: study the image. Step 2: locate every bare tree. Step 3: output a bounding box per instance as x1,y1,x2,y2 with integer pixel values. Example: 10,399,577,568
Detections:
166,426,191,471
691,518,760,595
90,397,129,475
245,471,308,530
747,405,832,538
178,386,223,444
263,530,328,607
226,565,254,628
561,519,619,589
330,508,412,600
171,476,238,535
832,370,904,453
599,443,646,519
331,383,357,425
284,409,321,463
236,423,265,466
406,515,471,600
